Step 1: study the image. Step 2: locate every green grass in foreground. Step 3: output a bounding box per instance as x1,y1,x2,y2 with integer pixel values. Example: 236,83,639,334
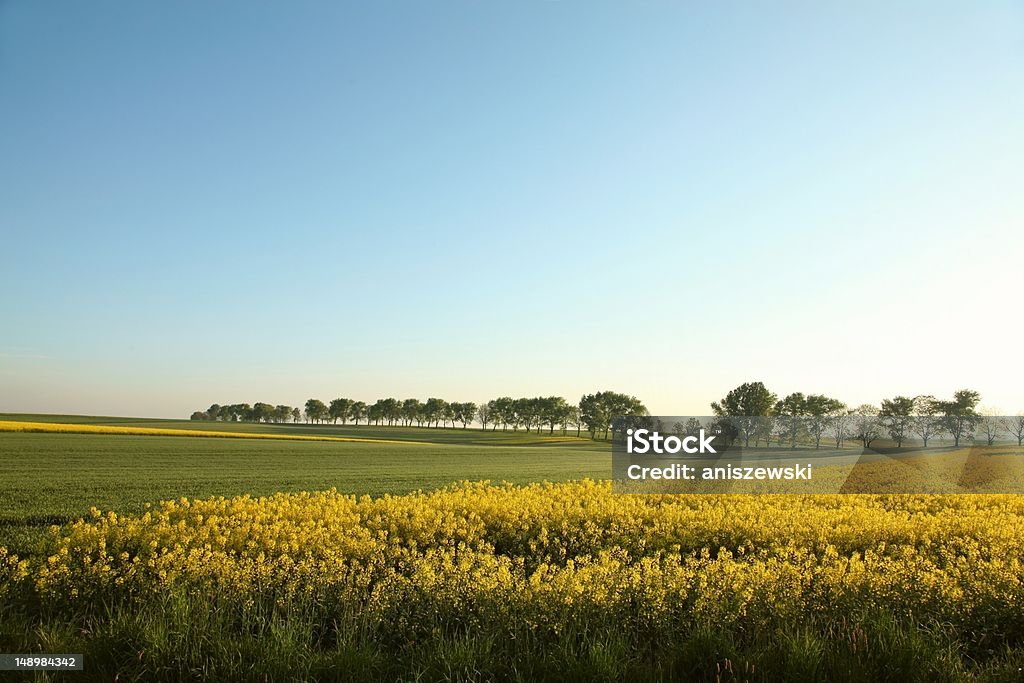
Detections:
0,431,607,555
9,598,1022,683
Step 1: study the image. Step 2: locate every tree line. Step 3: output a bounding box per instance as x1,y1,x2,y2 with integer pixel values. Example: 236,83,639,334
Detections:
194,403,300,424
189,382,1021,448
190,390,648,440
708,381,1024,449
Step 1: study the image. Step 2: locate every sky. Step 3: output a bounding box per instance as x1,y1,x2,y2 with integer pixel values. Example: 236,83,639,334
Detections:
1,1,1022,418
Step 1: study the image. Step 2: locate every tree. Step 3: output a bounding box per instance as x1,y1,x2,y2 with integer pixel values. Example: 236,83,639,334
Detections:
829,410,852,448
455,402,477,428
514,398,537,433
540,396,569,435
804,395,846,449
1005,415,1024,448
348,401,367,426
879,396,915,447
579,391,646,440
775,393,807,448
304,399,328,424
935,390,982,447
441,402,456,429
447,402,461,428
491,397,514,431
329,398,353,424
291,407,302,423
252,402,275,423
978,411,1003,448
375,398,399,426
402,399,423,427
851,404,882,448
206,404,222,421
711,381,777,448
682,417,704,438
190,411,209,421
912,395,939,448
238,404,255,422
477,402,493,431
562,405,581,436
424,398,447,428
757,415,778,448
578,393,604,438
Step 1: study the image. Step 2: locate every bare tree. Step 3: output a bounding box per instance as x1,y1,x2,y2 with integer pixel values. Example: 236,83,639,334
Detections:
912,395,939,448
851,404,882,448
978,407,1002,447
1005,415,1024,448
829,410,852,448
979,415,1002,446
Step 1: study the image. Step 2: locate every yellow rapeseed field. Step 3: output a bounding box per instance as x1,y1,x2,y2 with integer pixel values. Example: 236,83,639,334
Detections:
3,480,1022,643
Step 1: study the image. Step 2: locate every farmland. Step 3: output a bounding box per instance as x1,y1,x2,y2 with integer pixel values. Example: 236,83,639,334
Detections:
3,415,1024,681
0,416,606,555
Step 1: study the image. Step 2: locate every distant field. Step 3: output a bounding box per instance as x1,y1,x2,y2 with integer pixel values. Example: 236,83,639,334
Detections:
0,415,608,555
0,413,594,446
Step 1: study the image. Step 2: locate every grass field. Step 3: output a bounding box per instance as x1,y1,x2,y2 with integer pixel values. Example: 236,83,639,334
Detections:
4,414,1024,681
0,416,607,556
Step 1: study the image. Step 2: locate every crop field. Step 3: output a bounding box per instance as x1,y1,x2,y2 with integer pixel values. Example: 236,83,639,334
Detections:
2,416,1024,681
0,413,594,446
0,419,606,555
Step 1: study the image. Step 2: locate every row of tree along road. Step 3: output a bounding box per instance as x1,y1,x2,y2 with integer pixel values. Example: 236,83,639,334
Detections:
190,391,647,440
707,382,1024,449
189,382,1022,446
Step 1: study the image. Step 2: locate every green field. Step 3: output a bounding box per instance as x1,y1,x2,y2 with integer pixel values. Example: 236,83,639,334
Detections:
0,415,609,556
6,414,1024,682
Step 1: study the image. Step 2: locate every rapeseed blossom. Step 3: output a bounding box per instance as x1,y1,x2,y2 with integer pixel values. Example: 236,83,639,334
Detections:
2,481,1022,638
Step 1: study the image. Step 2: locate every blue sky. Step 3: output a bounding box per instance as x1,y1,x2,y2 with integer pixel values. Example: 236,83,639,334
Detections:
2,1,1022,417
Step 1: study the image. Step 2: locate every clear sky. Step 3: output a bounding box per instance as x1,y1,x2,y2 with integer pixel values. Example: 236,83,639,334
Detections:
1,1,1022,418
